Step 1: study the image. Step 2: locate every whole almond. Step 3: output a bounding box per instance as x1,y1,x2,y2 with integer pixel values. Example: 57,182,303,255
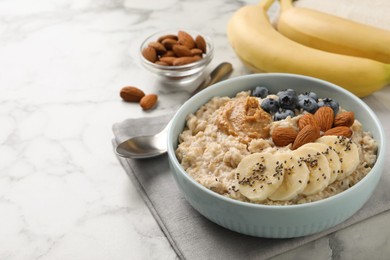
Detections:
161,50,175,58
155,61,170,66
173,56,201,66
172,44,193,57
334,111,355,127
272,126,298,147
148,41,166,54
120,86,145,102
140,94,158,110
190,48,203,56
178,30,195,49
142,46,157,63
157,34,178,43
292,125,321,150
314,106,334,132
159,56,176,65
298,113,319,130
324,126,353,138
195,35,207,53
162,38,177,50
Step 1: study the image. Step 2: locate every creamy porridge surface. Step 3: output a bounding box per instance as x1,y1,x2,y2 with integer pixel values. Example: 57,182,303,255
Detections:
176,91,378,205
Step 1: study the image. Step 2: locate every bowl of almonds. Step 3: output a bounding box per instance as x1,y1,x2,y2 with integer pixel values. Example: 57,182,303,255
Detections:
140,29,214,86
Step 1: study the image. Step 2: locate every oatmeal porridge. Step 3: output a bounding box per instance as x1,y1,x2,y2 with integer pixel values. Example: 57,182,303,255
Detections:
175,87,378,205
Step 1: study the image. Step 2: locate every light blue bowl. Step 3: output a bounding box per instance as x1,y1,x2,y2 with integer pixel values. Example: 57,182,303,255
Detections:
167,73,386,238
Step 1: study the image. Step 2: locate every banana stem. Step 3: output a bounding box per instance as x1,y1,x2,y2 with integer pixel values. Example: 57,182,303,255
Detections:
259,0,276,11
279,0,293,12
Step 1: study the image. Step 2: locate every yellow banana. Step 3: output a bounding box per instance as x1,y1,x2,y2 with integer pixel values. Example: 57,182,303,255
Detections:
226,0,390,97
277,0,390,64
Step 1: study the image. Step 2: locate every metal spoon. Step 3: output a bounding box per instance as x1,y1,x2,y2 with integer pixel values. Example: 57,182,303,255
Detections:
115,62,233,159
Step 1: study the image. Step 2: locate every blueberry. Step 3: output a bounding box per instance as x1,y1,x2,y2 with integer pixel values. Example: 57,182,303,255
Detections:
298,97,319,113
277,89,297,95
318,98,339,114
277,90,298,110
284,89,297,95
252,86,269,98
260,98,279,113
273,109,295,121
298,91,318,102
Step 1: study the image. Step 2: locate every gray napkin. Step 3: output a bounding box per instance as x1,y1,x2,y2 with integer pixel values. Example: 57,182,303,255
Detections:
112,95,390,260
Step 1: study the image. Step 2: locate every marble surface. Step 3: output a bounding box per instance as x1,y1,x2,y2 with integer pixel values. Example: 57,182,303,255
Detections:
0,0,389,259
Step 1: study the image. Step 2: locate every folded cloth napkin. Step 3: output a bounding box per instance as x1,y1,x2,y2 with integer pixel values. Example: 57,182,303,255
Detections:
112,95,390,260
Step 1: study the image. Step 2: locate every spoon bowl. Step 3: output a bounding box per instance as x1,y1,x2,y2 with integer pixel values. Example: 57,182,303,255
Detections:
115,123,169,159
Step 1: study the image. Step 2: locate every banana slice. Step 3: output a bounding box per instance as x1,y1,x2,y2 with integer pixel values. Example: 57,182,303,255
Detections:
294,145,331,195
303,142,341,184
236,152,284,202
316,136,359,180
268,152,310,201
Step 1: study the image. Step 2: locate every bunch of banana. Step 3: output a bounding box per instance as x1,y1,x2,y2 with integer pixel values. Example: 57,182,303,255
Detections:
226,0,390,97
277,0,390,63
236,136,359,202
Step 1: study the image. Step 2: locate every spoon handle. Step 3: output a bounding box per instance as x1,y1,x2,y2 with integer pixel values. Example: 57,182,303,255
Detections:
208,62,234,86
191,62,233,95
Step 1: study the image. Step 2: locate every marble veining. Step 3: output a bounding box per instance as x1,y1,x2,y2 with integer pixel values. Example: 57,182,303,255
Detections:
1,0,390,259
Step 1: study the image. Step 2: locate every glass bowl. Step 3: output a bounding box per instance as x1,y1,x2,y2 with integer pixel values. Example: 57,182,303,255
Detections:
139,29,214,87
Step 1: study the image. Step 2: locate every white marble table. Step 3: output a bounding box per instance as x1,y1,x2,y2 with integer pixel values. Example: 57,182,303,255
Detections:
1,0,389,259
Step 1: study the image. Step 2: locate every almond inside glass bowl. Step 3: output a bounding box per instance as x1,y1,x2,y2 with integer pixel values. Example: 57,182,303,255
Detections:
139,29,214,87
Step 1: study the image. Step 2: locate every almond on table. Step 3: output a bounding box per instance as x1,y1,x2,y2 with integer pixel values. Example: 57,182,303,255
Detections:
120,86,145,102
140,94,158,110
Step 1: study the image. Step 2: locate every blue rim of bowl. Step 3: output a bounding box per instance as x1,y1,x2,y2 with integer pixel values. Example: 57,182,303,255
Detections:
139,29,214,71
167,73,387,210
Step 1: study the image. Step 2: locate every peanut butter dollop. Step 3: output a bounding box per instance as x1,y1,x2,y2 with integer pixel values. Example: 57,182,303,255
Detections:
216,96,271,143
